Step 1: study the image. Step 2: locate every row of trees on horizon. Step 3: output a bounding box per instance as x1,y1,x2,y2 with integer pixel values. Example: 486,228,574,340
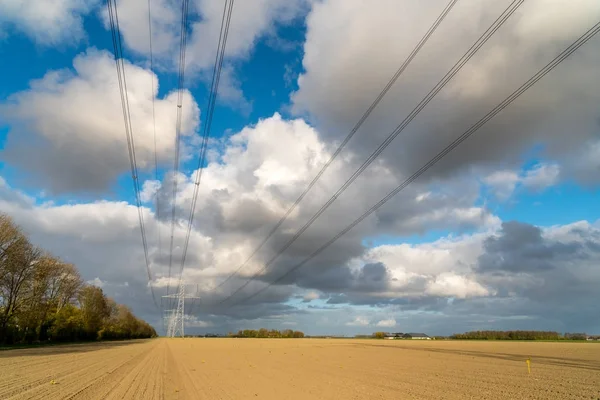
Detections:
0,214,156,345
229,329,305,338
450,331,590,340
363,331,595,340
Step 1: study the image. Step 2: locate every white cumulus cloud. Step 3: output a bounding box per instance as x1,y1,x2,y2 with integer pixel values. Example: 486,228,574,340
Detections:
376,319,396,328
1,49,200,194
346,316,370,326
87,277,106,288
425,273,491,299
0,0,98,45
521,163,561,192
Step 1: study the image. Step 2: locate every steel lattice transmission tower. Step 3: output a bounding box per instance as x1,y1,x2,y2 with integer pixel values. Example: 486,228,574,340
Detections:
163,280,199,338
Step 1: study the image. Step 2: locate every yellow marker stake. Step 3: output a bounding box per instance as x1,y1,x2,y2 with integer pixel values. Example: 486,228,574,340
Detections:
526,358,531,374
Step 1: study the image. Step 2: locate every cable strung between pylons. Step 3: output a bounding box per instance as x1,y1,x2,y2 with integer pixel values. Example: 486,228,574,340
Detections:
215,0,524,306
166,0,192,309
106,0,159,308
224,19,600,309
147,0,162,281
147,0,165,327
206,0,460,294
179,0,235,316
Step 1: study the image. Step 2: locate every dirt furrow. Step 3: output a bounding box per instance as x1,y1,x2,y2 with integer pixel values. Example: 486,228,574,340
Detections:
0,341,156,400
0,339,598,399
62,341,158,400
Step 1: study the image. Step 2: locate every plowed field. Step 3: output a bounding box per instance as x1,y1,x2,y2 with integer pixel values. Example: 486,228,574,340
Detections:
1,339,598,399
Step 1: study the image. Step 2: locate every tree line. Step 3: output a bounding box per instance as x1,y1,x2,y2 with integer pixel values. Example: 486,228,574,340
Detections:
450,331,589,340
229,328,305,338
0,214,156,345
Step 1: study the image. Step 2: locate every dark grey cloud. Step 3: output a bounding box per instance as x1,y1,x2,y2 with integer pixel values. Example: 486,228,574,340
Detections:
323,275,431,307
354,262,389,291
200,300,301,322
287,264,354,292
292,0,600,187
478,221,586,273
1,131,128,195
291,220,600,334
325,294,348,305
465,220,600,333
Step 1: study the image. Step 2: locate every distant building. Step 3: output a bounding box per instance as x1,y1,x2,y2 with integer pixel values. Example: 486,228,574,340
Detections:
403,333,431,340
383,332,404,339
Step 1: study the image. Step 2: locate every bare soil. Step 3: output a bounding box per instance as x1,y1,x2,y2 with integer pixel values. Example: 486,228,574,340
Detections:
0,338,598,399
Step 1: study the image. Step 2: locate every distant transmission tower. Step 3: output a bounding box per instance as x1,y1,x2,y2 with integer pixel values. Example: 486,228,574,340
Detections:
163,280,200,338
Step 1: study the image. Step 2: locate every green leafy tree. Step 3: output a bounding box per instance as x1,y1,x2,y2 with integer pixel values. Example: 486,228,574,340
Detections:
564,332,587,340
257,328,268,338
17,256,82,343
48,304,85,342
451,330,562,340
78,285,110,339
282,329,294,338
268,329,280,338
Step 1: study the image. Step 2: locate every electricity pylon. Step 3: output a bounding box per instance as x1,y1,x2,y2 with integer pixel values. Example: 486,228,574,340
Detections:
162,280,200,338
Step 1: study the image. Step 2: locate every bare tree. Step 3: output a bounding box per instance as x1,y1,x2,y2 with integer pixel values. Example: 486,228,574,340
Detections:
0,215,42,343
42,258,82,312
0,215,27,285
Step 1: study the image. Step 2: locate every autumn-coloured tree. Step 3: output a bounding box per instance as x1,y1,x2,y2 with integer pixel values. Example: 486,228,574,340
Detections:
282,329,294,338
233,328,305,338
450,331,563,340
0,214,156,344
0,215,42,343
257,328,268,338
99,301,156,340
78,285,111,339
18,255,83,342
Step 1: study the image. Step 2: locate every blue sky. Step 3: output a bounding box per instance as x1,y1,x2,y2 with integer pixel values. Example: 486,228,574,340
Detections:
1,0,600,336
0,7,307,204
1,3,595,228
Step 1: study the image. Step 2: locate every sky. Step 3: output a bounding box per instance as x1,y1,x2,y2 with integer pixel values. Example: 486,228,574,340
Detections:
1,0,600,336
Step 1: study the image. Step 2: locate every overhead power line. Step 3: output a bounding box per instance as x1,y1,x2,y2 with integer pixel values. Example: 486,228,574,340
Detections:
216,0,523,306
179,0,235,316
106,0,159,308
147,0,162,292
208,0,461,294
181,0,234,273
166,0,192,306
226,18,600,308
